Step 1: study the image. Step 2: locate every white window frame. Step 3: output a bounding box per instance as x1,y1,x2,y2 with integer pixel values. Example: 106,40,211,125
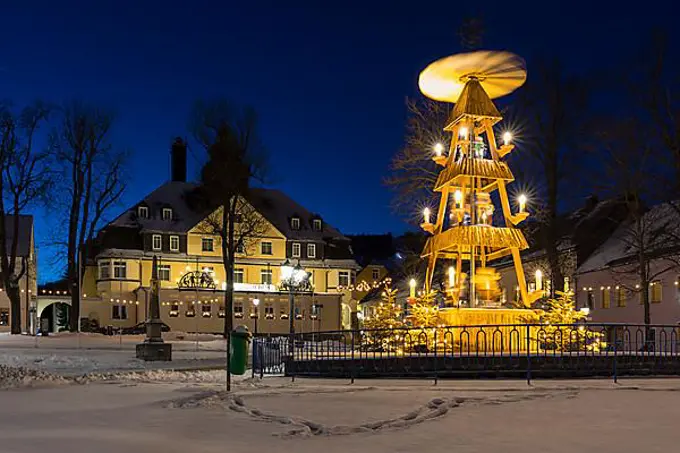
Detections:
158,265,171,281
202,237,214,252
261,269,273,285
313,219,322,231
261,241,273,255
307,243,316,258
152,234,162,251
234,268,244,284
338,271,350,287
291,217,300,230
169,235,180,252
138,206,148,219
113,261,127,279
98,261,110,280
292,242,301,258
162,208,173,221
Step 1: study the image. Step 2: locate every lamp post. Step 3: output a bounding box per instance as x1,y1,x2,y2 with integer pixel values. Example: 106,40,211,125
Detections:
280,259,310,359
252,298,260,379
252,298,260,337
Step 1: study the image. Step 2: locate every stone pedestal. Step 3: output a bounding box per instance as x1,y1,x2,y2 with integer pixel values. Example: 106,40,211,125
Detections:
136,341,172,361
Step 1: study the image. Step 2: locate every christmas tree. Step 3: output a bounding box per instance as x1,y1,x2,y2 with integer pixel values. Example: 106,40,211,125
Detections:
406,290,441,328
362,285,405,351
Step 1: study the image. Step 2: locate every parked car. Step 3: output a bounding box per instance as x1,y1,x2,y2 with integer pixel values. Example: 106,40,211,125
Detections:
120,322,171,335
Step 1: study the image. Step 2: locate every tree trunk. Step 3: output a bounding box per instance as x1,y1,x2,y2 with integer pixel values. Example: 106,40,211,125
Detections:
221,198,237,392
7,284,22,334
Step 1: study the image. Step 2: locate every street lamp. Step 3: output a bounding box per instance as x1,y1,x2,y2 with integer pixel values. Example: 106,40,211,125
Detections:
280,259,310,357
252,298,260,337
251,298,260,379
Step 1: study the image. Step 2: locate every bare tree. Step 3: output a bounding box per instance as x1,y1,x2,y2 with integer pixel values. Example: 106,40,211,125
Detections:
0,102,51,333
512,58,591,295
51,102,127,331
189,99,268,391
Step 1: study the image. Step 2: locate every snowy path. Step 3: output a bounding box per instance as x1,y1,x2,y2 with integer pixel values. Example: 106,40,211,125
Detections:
1,378,679,452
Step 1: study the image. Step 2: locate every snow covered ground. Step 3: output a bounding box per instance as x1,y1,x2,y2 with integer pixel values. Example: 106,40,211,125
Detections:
0,376,679,452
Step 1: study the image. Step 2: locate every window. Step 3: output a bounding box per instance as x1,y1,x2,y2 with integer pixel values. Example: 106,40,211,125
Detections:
616,287,626,307
250,307,258,319
113,261,126,279
311,303,322,320
202,305,212,318
185,305,196,317
313,219,322,231
586,289,594,310
338,271,350,287
261,269,273,285
372,268,380,280
162,208,173,221
138,206,148,219
99,261,110,279
0,308,8,326
152,234,162,251
234,268,244,284
295,307,304,320
264,304,274,319
234,302,244,318
112,305,128,320
158,265,171,281
601,287,611,309
564,276,571,292
169,304,179,317
292,243,301,258
650,281,662,303
218,305,226,318
202,237,214,252
280,304,289,319
291,217,300,230
307,243,316,259
261,241,272,255
170,235,180,252
236,242,245,254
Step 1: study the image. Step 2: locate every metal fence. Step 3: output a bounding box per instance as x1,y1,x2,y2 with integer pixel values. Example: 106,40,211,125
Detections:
254,323,680,382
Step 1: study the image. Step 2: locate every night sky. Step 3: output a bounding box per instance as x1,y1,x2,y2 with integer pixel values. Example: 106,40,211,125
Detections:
1,0,678,282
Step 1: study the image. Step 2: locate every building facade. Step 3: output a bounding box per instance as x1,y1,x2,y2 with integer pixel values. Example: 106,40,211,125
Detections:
70,139,359,334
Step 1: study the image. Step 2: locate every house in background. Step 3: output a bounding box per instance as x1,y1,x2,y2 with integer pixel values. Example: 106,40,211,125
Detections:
69,138,359,335
575,202,680,325
0,215,37,333
494,196,629,305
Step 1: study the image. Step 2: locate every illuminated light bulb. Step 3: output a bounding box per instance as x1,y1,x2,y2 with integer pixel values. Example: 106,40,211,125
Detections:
433,142,444,156
503,131,512,146
423,207,431,224
448,266,455,288
481,211,488,224
409,278,416,298
535,269,543,291
454,189,463,208
518,194,527,213
459,127,468,139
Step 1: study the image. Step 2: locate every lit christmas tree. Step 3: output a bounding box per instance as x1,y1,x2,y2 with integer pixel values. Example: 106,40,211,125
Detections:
406,290,441,328
362,285,405,351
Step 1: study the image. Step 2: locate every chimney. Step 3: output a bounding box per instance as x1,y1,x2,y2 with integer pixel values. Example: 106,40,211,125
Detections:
171,137,187,182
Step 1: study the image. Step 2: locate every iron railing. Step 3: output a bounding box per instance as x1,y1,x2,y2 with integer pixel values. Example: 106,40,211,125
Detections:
254,323,680,382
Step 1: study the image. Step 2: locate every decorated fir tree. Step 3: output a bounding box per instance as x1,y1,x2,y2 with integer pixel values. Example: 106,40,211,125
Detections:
362,285,405,351
406,290,441,328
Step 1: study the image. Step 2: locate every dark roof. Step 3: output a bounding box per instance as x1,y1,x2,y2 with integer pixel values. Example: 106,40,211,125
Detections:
3,215,33,257
348,234,395,267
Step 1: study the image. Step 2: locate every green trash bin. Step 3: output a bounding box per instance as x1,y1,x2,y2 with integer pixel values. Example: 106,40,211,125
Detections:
229,325,251,375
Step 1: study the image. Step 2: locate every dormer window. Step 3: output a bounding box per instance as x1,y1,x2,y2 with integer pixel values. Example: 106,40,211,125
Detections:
162,208,173,221
291,217,300,230
313,219,322,231
138,206,149,219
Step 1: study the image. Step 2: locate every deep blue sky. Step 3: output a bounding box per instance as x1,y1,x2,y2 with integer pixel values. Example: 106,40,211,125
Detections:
1,0,678,281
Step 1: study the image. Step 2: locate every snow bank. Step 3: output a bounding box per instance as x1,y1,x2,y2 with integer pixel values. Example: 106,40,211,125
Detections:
0,365,67,389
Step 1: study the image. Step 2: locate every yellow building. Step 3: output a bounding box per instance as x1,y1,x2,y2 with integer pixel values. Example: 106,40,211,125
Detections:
0,215,38,333
73,140,359,334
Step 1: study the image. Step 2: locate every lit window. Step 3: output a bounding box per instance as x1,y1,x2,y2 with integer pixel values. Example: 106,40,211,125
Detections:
372,268,380,280
202,304,212,318
0,308,8,326
280,304,289,319
152,234,162,251
112,305,128,320
99,261,110,279
291,217,300,230
307,243,316,259
338,271,350,287
202,237,214,252
162,208,173,221
170,235,180,252
292,243,301,258
601,287,611,309
313,219,322,231
169,303,179,317
616,287,626,307
234,303,243,318
261,269,273,285
158,265,171,281
265,304,274,319
261,241,273,255
137,206,148,219
185,305,196,317
218,306,226,318
650,281,662,303
113,261,126,279
234,268,244,284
